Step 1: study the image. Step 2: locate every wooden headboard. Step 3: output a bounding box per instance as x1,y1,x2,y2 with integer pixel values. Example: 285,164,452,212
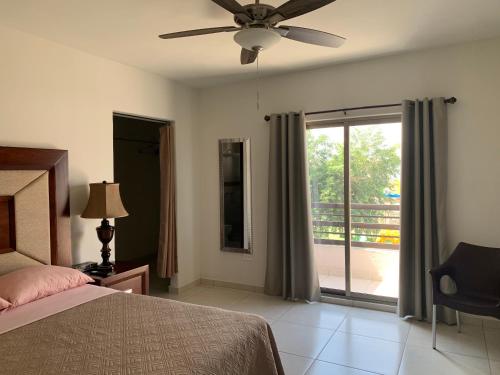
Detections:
0,146,71,266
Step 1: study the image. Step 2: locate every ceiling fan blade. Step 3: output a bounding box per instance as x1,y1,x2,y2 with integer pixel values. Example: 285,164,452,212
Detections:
241,48,259,65
211,0,253,23
277,26,345,48
266,0,336,24
159,26,239,39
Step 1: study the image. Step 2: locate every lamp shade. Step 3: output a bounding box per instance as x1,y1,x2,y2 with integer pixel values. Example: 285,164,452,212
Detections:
81,182,128,219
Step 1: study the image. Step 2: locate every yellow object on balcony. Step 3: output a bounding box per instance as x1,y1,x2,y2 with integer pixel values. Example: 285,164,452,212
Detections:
376,229,400,245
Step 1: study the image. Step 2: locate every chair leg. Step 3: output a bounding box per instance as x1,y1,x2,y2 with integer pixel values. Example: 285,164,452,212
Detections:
456,310,461,333
432,304,437,349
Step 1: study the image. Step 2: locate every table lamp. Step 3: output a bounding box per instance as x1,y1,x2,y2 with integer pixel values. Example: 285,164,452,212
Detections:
81,181,128,272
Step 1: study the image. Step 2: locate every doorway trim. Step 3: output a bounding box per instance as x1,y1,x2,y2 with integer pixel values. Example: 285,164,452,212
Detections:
113,111,169,125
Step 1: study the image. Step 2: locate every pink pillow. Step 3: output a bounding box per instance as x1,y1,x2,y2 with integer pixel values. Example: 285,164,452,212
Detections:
0,297,11,311
0,265,93,308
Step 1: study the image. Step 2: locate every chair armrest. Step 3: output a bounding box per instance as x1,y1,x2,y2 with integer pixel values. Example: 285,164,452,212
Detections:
429,264,453,280
429,264,454,303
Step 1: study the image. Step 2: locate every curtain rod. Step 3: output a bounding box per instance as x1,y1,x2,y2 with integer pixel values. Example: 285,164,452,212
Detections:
264,97,457,122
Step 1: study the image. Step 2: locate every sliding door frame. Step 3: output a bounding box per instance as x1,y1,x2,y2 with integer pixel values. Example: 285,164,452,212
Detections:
307,113,402,305
344,123,352,298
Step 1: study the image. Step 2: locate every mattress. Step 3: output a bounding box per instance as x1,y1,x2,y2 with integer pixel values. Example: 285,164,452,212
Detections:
0,287,284,375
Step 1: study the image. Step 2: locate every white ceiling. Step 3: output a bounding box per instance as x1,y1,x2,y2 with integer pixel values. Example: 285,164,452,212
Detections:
1,0,500,87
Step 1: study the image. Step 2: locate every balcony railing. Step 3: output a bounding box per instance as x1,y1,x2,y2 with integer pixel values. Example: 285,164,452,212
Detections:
312,202,400,250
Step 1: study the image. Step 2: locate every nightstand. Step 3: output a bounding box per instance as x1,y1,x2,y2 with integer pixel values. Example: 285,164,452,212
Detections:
85,261,149,295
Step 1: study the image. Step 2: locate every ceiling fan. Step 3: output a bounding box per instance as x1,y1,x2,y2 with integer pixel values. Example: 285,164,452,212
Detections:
159,0,346,65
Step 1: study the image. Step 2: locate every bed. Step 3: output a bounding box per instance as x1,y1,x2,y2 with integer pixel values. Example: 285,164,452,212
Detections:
0,146,283,375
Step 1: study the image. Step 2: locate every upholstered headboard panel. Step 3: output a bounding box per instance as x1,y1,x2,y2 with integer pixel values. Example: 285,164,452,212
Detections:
0,147,71,267
0,170,51,263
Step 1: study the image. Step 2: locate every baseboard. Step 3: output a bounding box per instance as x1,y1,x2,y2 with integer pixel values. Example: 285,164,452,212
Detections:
168,279,201,295
169,278,264,295
200,278,264,293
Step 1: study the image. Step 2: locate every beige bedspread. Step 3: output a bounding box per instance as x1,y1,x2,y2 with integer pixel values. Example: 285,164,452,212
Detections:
0,292,284,375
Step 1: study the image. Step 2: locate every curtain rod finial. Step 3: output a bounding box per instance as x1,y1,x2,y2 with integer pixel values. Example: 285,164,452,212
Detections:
265,115,271,121
447,97,457,104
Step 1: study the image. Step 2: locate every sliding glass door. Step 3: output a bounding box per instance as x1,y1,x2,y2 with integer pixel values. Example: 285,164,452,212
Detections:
307,116,402,302
309,126,346,291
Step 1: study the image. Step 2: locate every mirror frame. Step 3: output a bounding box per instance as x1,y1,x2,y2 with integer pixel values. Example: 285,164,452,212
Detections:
219,138,253,254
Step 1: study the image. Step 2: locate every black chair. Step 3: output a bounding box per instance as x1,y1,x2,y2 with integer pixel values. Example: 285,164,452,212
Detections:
429,242,500,349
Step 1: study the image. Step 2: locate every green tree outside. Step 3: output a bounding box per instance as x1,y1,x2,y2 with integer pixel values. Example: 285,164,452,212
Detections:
307,127,401,243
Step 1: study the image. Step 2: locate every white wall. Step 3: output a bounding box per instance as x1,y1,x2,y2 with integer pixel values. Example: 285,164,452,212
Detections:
197,37,500,288
0,25,199,288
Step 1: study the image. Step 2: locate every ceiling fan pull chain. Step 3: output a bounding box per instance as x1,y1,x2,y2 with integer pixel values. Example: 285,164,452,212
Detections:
256,54,260,111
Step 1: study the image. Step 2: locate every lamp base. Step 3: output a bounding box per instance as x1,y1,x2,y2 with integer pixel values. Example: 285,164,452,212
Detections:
96,218,115,273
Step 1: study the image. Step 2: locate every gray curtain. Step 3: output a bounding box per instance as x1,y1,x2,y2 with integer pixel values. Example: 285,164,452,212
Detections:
157,125,178,278
264,112,320,302
399,98,454,323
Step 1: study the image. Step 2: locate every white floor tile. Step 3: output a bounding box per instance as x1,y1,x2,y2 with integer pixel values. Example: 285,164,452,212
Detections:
280,302,350,330
461,313,484,327
279,352,314,375
321,276,377,294
153,286,494,374
399,345,491,375
319,274,328,284
349,278,375,293
485,328,500,361
321,275,346,291
348,307,400,321
484,318,500,330
151,285,211,300
306,361,375,375
320,276,398,299
180,287,249,309
318,332,404,375
491,360,500,375
340,308,410,343
407,321,488,358
271,321,334,358
229,293,294,321
367,280,399,299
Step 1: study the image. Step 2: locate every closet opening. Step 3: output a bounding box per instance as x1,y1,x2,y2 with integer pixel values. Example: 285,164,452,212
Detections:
113,112,170,292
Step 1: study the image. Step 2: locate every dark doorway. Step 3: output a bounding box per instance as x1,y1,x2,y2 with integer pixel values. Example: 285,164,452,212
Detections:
113,113,167,280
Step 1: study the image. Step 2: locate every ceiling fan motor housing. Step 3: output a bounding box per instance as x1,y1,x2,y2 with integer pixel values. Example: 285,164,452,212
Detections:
234,28,281,51
234,4,276,25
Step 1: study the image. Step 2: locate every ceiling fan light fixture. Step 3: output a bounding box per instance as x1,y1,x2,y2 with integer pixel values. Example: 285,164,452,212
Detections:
234,28,281,51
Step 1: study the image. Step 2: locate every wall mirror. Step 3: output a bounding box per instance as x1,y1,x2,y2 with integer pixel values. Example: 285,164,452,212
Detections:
219,138,252,254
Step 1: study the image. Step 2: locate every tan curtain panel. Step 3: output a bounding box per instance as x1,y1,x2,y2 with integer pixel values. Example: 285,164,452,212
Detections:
399,98,454,324
157,125,178,278
264,112,320,302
